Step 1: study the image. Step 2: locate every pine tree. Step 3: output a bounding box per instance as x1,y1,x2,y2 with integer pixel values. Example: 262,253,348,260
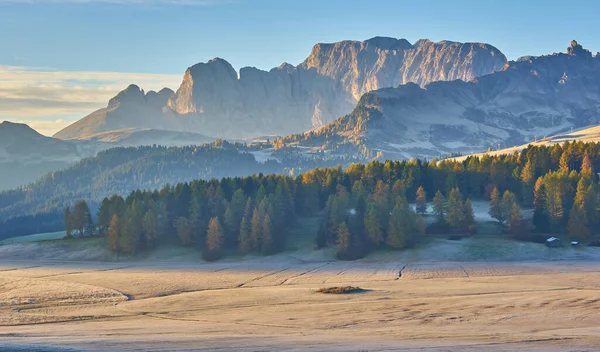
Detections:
64,206,73,239
508,202,524,235
141,209,158,249
261,213,275,255
364,203,383,247
520,160,536,206
204,217,225,261
533,177,550,232
415,186,427,215
250,205,263,250
176,217,194,246
463,199,475,233
500,191,518,226
568,204,590,241
108,214,120,252
386,196,416,249
432,190,447,223
238,215,252,253
336,222,352,260
581,153,594,176
96,197,111,234
446,188,466,231
488,187,502,224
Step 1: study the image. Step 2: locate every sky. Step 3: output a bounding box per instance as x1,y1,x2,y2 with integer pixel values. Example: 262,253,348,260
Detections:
1,0,600,136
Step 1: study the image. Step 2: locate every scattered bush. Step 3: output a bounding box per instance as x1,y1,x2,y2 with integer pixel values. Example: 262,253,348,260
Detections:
316,286,365,294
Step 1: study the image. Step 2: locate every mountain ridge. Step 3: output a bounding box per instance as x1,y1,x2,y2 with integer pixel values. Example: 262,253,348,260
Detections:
54,36,506,140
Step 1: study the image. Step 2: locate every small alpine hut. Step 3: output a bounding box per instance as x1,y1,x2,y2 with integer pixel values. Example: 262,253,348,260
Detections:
546,237,562,248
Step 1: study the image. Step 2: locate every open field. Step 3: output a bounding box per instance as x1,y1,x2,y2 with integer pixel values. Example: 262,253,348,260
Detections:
2,255,600,351
0,231,66,245
1,201,598,351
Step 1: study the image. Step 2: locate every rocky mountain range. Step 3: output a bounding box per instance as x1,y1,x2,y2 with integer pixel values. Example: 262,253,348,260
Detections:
54,37,506,140
278,40,600,160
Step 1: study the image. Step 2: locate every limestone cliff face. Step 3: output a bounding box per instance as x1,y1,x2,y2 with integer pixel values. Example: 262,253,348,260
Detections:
166,58,354,137
298,41,600,160
56,36,507,140
302,37,507,100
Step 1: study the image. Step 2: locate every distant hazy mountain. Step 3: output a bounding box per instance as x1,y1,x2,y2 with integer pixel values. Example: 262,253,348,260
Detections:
55,37,506,140
280,40,600,160
0,121,214,191
0,121,100,190
64,127,214,147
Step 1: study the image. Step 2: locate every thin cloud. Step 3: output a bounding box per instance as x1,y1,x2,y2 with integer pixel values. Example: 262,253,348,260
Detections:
1,119,73,136
0,65,181,133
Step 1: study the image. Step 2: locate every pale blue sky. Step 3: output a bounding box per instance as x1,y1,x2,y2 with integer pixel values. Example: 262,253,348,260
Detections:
1,0,599,135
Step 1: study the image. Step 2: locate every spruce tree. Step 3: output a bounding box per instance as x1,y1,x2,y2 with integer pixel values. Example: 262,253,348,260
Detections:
261,213,275,255
336,222,352,260
64,206,73,239
386,196,416,249
488,187,502,224
432,190,447,223
500,191,518,225
141,209,158,249
204,217,225,261
250,205,263,250
108,214,120,252
446,188,466,231
508,202,524,235
533,177,550,232
364,203,383,247
415,186,427,215
238,215,252,253
568,204,590,241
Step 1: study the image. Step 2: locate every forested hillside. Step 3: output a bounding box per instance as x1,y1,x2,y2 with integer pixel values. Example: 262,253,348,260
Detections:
74,141,600,261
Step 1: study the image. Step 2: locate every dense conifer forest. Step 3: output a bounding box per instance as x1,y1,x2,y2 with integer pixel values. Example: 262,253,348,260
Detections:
0,140,354,239
58,141,600,261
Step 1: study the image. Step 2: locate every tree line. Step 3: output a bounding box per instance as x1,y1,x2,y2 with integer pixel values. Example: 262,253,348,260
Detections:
64,140,600,260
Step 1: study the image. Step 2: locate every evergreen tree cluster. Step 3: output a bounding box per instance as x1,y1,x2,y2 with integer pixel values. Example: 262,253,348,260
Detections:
11,140,600,253
93,175,295,259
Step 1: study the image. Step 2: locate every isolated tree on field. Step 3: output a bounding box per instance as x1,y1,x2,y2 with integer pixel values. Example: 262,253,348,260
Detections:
488,187,502,224
64,206,73,239
432,190,447,223
108,214,121,252
204,217,225,261
415,186,427,215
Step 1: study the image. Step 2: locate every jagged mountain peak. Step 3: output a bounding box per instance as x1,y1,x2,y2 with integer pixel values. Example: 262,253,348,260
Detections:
57,36,508,140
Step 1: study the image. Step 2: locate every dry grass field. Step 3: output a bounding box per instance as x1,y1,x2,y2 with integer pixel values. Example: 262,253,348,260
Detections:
2,254,600,351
